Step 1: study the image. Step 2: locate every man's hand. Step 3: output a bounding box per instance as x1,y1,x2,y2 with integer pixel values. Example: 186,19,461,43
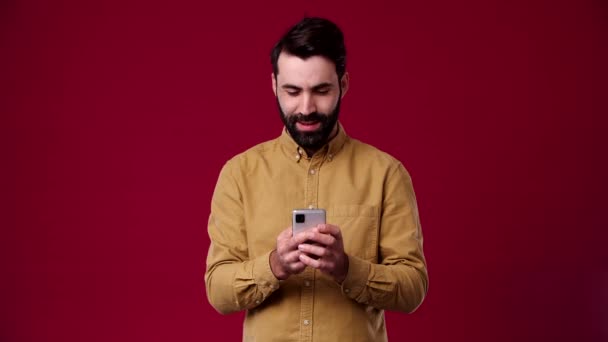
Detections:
270,227,309,280
297,224,349,284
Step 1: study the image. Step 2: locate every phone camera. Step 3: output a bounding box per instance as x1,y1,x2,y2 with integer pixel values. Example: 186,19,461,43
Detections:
295,214,305,223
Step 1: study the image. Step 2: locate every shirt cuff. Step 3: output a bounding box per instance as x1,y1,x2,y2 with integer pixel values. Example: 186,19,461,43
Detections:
253,250,281,291
340,254,370,300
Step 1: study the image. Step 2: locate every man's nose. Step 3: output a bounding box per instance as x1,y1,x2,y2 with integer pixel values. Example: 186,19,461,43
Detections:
299,94,316,115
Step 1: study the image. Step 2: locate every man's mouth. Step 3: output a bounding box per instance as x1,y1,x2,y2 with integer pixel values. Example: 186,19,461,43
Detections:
296,121,321,132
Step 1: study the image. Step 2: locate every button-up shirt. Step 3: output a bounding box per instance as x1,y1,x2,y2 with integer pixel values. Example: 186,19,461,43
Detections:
205,123,428,341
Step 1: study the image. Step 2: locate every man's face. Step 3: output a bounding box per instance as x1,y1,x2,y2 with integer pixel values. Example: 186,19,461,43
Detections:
272,53,349,151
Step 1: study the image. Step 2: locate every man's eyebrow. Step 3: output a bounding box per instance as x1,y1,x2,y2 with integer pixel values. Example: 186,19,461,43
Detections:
312,82,333,90
281,84,302,90
280,83,334,91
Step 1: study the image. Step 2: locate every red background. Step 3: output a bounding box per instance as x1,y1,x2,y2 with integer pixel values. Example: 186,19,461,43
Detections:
2,0,607,341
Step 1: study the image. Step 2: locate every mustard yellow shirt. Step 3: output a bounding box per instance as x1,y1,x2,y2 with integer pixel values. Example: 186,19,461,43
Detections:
205,123,428,341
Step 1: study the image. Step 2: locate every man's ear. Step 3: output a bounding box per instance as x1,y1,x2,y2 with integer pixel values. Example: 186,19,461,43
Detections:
271,73,277,96
340,72,350,98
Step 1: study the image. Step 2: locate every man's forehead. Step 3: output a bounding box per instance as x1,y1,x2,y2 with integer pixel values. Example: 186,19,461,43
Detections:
276,53,338,86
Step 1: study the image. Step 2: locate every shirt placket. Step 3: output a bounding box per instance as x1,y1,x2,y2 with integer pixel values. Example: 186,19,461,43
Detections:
299,152,324,341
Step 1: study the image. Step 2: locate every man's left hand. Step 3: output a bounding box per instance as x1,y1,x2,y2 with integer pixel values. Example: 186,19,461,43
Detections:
297,224,349,284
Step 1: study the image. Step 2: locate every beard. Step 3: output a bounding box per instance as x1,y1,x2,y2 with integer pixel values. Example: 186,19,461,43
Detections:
277,97,341,152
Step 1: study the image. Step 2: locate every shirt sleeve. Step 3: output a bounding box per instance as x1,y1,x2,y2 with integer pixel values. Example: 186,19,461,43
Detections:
340,162,429,313
204,158,280,314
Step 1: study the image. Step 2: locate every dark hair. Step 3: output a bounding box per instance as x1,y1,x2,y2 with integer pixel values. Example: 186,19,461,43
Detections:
271,17,346,79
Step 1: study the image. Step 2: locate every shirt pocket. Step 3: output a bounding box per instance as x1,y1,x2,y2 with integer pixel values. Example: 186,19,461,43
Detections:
326,204,380,262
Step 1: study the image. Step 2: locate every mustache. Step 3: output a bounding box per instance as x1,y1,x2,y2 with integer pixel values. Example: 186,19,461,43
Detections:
288,113,328,124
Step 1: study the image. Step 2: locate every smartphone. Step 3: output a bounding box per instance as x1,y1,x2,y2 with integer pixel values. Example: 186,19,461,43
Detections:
292,208,326,235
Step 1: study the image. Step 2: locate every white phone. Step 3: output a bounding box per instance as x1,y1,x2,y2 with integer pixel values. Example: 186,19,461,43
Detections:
292,208,326,235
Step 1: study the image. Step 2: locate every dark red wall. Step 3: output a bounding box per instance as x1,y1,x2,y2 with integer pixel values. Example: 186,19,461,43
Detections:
3,0,607,341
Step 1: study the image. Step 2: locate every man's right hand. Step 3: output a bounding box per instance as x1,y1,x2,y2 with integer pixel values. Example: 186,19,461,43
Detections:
270,227,308,280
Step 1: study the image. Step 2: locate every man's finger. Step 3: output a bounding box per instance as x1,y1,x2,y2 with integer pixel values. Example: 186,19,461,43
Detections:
298,243,327,258
298,253,321,269
302,230,335,246
292,229,314,245
282,249,302,264
317,224,342,239
290,261,306,274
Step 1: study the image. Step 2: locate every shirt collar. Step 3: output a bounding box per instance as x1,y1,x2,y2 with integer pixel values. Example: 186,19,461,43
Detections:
279,122,348,162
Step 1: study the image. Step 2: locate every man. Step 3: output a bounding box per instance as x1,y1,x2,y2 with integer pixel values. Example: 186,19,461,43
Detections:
205,17,428,341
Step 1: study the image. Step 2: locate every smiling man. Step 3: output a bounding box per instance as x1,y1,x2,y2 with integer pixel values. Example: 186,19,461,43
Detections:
205,17,428,342
273,51,346,157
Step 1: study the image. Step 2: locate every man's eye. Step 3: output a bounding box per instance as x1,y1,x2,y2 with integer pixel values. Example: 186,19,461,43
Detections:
286,91,300,96
316,89,330,95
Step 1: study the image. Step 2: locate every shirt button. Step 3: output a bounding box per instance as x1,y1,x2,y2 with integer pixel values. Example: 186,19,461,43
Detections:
303,319,310,325
304,281,311,287
344,288,350,294
309,169,315,175
255,300,260,304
